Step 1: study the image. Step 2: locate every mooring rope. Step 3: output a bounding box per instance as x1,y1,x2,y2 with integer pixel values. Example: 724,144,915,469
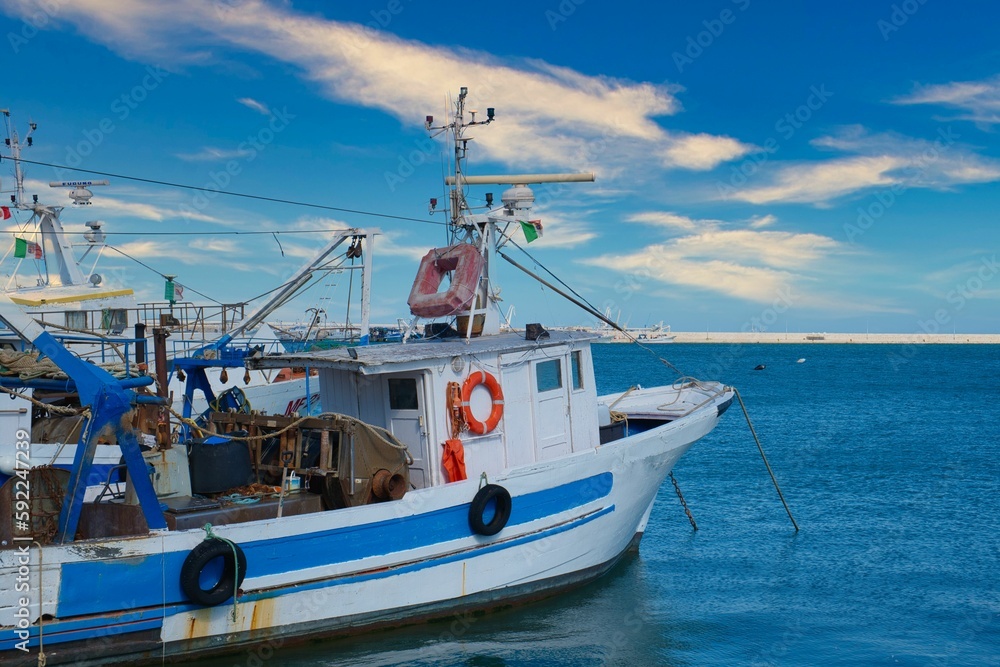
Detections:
201,523,241,622
734,387,799,532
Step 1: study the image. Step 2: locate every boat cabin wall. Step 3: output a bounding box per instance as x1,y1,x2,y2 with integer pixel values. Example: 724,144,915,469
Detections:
316,341,602,490
496,342,601,464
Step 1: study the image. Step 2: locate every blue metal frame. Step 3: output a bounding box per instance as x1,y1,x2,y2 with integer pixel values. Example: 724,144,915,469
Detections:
21,331,167,542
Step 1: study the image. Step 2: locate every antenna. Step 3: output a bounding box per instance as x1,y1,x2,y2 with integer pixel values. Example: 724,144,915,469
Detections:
2,110,37,208
49,180,110,206
424,86,496,232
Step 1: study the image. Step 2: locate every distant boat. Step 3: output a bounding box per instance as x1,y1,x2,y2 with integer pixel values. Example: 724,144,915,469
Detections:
797,358,806,364
593,321,675,344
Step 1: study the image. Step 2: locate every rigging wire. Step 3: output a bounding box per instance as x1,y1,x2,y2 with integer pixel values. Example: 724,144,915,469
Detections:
0,154,449,227
504,235,604,318
11,228,367,237
102,244,224,305
498,241,686,378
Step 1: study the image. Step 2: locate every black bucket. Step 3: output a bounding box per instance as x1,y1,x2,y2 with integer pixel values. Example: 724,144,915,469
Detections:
187,435,254,494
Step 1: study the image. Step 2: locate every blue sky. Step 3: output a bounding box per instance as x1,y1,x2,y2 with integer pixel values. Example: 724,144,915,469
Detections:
1,0,999,333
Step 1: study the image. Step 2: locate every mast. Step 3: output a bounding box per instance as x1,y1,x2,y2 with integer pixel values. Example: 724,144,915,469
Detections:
421,89,596,337
3,111,109,288
2,108,36,208
425,86,496,237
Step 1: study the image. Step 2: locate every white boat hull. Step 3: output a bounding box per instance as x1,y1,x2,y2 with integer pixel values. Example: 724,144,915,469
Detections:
0,391,729,665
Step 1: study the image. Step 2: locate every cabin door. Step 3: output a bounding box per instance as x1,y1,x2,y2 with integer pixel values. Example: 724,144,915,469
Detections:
532,357,571,459
384,373,429,489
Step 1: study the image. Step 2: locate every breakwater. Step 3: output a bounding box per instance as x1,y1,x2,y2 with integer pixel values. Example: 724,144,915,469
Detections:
669,331,1000,344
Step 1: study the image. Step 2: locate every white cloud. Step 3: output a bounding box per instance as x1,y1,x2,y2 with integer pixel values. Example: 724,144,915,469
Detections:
1,0,751,176
175,146,255,162
5,180,222,224
748,214,777,228
237,97,271,116
659,133,754,171
581,213,860,309
110,237,275,276
734,155,902,205
88,196,224,223
728,128,1000,205
894,75,1000,126
625,211,705,232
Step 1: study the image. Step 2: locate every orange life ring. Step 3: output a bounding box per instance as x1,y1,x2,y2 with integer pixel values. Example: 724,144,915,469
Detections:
461,370,504,435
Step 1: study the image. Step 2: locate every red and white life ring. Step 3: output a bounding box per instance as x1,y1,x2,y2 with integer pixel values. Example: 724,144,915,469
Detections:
407,244,485,318
461,370,504,435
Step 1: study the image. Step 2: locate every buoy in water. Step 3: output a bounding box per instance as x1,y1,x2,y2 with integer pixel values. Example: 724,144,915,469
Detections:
753,364,766,371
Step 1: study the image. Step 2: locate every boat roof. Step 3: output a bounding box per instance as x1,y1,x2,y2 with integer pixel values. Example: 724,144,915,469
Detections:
8,286,135,308
247,330,600,374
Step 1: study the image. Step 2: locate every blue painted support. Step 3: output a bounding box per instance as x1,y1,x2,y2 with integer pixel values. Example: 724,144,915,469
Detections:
27,331,168,543
305,366,312,415
180,366,217,441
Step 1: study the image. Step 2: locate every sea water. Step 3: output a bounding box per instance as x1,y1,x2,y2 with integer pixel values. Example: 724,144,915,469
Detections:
198,344,999,666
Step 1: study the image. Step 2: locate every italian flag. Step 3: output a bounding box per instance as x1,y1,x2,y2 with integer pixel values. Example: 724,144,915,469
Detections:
1,206,11,220
518,219,543,243
14,238,42,259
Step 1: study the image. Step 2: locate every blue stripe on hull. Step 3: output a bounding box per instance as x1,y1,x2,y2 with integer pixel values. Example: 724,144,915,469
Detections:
14,499,616,652
241,503,616,603
0,607,163,652
57,472,613,617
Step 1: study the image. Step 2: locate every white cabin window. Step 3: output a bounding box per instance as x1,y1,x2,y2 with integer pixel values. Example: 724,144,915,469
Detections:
65,311,88,330
535,359,563,393
571,351,583,390
100,308,128,332
388,378,419,410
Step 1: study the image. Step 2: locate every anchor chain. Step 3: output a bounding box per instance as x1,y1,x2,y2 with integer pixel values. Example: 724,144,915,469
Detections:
669,471,697,531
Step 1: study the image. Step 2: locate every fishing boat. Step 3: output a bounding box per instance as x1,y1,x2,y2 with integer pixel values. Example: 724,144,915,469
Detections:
0,111,381,491
0,89,734,666
0,110,329,420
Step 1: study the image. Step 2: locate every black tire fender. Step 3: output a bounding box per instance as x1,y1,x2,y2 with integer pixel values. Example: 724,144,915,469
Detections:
468,484,512,536
180,537,247,606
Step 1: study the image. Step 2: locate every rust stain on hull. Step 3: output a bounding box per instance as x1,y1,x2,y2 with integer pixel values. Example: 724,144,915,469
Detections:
250,598,275,631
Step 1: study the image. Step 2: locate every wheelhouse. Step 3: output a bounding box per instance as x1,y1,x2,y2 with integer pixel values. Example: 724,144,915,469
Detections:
248,330,604,489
